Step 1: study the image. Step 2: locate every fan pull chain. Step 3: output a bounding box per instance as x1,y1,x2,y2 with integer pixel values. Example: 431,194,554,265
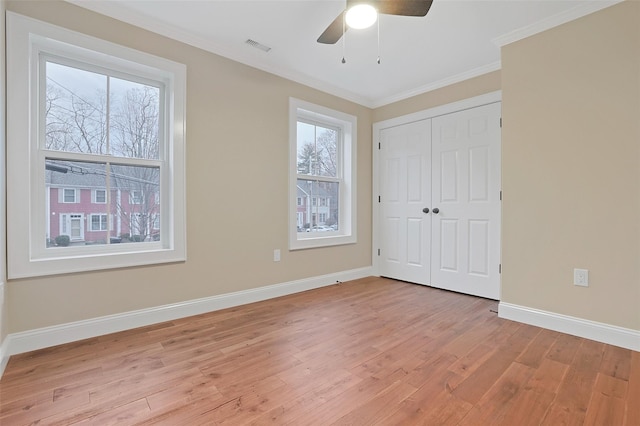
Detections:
342,12,346,64
377,17,381,64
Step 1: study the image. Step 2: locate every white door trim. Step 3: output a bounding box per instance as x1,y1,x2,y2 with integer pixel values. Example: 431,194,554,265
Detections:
372,91,502,277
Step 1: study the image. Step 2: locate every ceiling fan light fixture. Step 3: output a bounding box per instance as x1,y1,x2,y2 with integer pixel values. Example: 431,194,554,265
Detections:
345,4,378,29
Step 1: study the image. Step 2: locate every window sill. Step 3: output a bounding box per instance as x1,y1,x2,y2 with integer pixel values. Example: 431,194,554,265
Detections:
289,234,357,251
8,245,186,279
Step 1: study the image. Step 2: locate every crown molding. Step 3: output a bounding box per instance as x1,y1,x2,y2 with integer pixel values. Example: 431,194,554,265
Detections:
493,0,624,47
371,61,501,109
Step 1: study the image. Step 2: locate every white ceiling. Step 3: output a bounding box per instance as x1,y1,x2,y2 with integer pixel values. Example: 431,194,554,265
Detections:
70,0,619,108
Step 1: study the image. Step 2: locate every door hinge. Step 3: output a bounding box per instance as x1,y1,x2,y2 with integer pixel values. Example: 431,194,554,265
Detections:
500,190,502,201
378,195,381,203
500,117,502,128
377,248,381,256
499,264,502,274
378,142,381,150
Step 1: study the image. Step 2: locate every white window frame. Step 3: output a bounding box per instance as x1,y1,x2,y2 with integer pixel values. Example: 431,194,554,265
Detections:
130,190,144,205
6,12,187,278
62,188,78,203
93,189,107,204
89,213,110,231
289,98,357,250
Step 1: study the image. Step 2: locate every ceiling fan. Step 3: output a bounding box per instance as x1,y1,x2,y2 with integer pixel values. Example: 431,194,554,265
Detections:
317,0,434,44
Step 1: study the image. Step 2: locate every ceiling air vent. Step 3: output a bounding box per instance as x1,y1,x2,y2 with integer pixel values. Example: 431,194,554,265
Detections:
245,39,272,53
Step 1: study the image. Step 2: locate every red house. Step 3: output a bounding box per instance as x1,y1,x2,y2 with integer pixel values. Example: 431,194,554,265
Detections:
46,161,159,246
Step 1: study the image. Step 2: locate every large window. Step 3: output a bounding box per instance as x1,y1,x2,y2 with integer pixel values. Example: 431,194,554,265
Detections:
289,98,356,249
7,13,186,278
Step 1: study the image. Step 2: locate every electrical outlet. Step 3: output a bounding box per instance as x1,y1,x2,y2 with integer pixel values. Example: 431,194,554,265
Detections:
574,268,589,287
273,249,281,262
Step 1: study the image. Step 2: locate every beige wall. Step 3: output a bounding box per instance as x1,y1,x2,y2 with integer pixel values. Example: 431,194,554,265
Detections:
501,1,640,330
5,0,639,338
5,1,373,332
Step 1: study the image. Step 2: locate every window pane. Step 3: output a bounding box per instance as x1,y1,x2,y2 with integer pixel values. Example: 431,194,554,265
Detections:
46,160,107,246
63,188,75,203
91,215,101,231
297,122,338,178
45,160,160,246
110,78,160,160
95,189,106,203
45,61,160,160
45,62,108,154
296,179,339,232
110,164,160,243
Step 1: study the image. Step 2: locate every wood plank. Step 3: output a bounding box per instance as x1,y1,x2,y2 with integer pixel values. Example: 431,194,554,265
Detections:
624,350,640,426
457,361,536,425
540,339,605,426
600,343,632,380
516,328,559,368
329,380,417,426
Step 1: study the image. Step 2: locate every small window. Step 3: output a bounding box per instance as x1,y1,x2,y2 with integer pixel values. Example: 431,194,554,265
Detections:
62,188,77,203
94,189,107,204
289,98,356,250
130,190,144,205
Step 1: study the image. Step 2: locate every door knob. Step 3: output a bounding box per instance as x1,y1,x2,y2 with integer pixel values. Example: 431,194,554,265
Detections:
432,208,440,214
422,207,429,214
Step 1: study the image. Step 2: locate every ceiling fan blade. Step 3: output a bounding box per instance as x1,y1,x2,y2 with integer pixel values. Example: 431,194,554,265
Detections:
317,0,432,44
374,0,433,17
317,11,347,44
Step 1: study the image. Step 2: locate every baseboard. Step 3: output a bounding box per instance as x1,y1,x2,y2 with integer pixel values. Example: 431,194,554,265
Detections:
498,302,640,352
0,337,8,378
0,281,6,378
2,267,373,363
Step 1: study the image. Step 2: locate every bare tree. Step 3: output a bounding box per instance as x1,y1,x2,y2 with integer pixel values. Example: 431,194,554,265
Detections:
111,86,159,159
45,80,107,154
297,128,337,177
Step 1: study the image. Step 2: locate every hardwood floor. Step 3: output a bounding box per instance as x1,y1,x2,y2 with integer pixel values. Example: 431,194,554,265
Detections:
1,277,638,425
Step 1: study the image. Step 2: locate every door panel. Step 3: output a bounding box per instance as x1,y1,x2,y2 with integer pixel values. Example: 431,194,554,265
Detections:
431,102,501,299
439,219,459,272
468,219,490,276
379,120,431,285
440,151,459,202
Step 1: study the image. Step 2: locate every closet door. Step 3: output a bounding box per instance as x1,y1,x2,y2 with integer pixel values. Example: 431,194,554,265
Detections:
430,102,501,299
379,119,432,285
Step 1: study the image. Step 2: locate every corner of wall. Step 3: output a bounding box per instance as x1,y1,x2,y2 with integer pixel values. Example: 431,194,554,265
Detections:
1,0,9,379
